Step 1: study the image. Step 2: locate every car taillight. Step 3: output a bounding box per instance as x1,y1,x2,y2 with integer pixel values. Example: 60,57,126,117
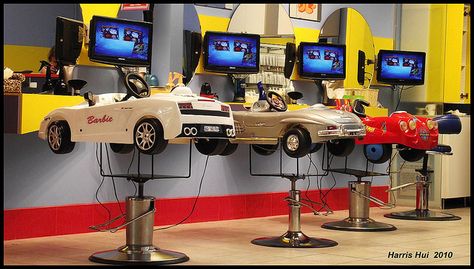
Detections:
408,119,416,130
221,105,229,112
399,120,408,132
426,119,437,130
178,103,193,110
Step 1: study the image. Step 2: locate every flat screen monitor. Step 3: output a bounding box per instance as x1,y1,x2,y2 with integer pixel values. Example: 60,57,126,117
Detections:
55,16,85,66
88,15,153,67
376,49,426,85
298,42,346,80
203,31,260,74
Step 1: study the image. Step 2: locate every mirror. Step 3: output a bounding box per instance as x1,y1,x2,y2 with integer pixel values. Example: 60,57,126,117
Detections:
182,4,202,85
227,4,296,103
318,8,375,90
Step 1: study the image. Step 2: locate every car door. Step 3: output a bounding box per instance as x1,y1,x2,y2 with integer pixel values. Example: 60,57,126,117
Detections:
76,100,135,142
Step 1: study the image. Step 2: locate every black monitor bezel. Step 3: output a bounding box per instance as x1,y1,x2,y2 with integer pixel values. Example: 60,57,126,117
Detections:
297,42,346,80
376,49,426,85
88,15,153,67
55,16,85,66
202,31,260,74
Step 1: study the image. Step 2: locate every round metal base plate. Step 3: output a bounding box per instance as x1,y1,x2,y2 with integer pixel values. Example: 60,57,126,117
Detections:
321,217,397,232
251,231,338,248
384,210,461,221
89,245,189,265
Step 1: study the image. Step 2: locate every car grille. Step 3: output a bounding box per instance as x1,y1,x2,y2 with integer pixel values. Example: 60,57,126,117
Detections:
234,121,245,134
342,124,363,130
342,124,366,136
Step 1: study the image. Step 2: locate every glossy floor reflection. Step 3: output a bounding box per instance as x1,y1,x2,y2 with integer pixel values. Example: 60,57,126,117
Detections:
3,206,470,265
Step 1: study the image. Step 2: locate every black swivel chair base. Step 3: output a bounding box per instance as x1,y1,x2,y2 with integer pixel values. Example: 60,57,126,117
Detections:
384,209,461,221
322,217,396,232
251,231,337,248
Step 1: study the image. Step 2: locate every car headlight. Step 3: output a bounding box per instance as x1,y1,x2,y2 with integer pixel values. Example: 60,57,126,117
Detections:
426,119,438,130
399,120,408,132
408,119,416,130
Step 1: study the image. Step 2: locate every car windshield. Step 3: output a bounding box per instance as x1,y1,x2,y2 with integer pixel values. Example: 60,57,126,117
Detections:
309,104,327,110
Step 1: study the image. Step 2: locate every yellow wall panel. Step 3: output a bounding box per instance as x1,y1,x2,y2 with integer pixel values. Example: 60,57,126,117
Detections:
20,94,84,134
465,5,471,103
3,45,51,72
442,4,464,103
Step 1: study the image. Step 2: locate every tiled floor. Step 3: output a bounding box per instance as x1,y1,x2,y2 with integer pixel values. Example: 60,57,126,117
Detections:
3,206,470,265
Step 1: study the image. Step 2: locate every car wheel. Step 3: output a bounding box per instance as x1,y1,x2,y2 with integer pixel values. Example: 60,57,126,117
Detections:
399,147,426,162
327,139,355,157
195,139,228,156
219,141,239,156
134,118,168,155
364,144,392,164
47,121,75,154
252,143,279,156
309,143,323,154
282,128,311,158
110,143,134,154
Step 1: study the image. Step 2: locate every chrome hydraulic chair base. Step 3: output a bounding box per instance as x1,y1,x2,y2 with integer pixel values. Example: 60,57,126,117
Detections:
385,153,461,222
89,196,189,265
89,245,189,265
251,176,337,248
322,181,396,232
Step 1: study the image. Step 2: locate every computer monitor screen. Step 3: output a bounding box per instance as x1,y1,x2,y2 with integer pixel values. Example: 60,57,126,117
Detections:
376,49,426,85
55,16,85,65
298,42,346,80
203,31,260,74
88,15,153,67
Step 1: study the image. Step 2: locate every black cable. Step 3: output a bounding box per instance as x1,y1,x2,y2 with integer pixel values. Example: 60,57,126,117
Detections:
104,145,125,216
310,154,334,214
310,154,335,213
319,171,337,213
94,143,112,228
127,147,138,196
394,85,405,111
304,155,313,199
370,162,375,184
154,155,210,231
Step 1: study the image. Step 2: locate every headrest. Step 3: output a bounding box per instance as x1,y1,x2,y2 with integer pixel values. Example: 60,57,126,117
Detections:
433,114,462,134
172,86,193,95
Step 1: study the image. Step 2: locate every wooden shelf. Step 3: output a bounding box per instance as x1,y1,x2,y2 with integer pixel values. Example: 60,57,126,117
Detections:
4,93,84,134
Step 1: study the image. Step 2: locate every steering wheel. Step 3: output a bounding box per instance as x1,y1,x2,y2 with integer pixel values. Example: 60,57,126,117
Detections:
266,91,287,112
352,99,370,118
122,73,150,101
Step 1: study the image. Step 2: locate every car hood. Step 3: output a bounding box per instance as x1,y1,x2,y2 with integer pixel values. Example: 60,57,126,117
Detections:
304,104,362,125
